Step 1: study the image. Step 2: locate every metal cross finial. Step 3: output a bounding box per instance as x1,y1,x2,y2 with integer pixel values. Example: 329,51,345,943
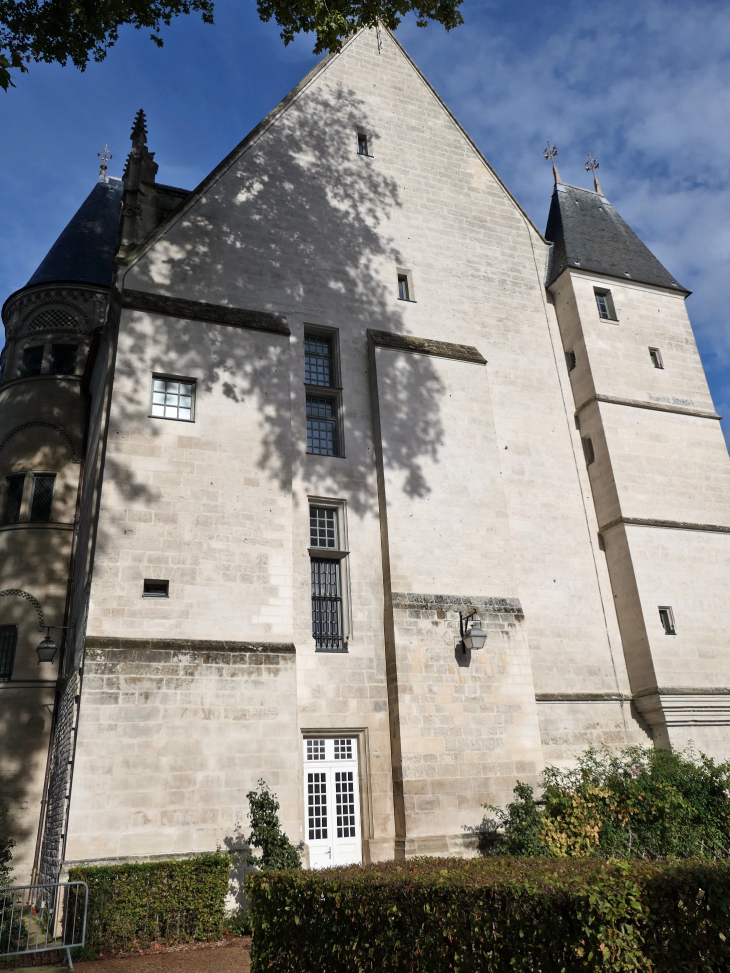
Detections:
98,144,112,178
543,140,562,185
585,153,603,195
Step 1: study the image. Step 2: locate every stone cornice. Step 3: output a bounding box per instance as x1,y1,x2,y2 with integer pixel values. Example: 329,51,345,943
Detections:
368,330,487,365
121,289,290,336
84,636,296,654
391,593,522,614
537,687,730,702
575,392,720,421
600,516,730,535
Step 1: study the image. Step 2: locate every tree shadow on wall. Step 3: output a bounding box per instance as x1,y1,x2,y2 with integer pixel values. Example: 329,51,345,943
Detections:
108,81,446,519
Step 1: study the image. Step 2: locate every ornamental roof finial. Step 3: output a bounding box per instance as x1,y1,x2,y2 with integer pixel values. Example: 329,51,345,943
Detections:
586,152,603,195
97,144,112,179
544,140,562,185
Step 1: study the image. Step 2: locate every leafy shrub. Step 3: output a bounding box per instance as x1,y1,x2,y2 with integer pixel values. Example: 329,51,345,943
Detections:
246,780,301,871
247,857,730,972
68,852,229,952
0,800,14,887
485,745,730,860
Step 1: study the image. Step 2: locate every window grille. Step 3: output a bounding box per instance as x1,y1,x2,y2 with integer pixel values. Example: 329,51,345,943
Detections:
335,771,357,838
306,397,337,455
311,558,344,650
29,474,55,523
659,607,676,635
20,346,44,377
50,345,78,376
151,378,195,421
306,739,326,761
3,474,25,525
0,626,17,681
398,275,410,301
310,507,338,549
28,308,78,332
304,335,333,387
307,772,328,839
334,739,353,760
649,347,664,369
357,133,368,156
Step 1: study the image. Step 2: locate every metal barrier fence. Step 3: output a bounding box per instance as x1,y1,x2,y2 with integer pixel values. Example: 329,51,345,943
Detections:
0,881,88,969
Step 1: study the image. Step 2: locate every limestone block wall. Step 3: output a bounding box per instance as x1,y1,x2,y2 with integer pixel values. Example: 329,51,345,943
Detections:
65,640,300,864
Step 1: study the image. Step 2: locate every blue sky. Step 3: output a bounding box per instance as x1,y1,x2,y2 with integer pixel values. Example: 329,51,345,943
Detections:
2,0,729,439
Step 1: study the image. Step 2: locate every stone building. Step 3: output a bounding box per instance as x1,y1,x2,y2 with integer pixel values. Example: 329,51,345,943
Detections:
2,25,729,883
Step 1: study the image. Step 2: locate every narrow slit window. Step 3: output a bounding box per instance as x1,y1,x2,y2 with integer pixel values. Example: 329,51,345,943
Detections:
20,345,44,377
649,347,664,369
311,557,344,651
304,335,334,387
143,579,169,598
2,474,25,525
357,133,368,156
659,606,676,635
0,626,18,681
29,474,55,523
582,437,595,466
565,350,577,372
306,396,337,456
397,275,410,301
594,289,617,321
150,377,195,421
50,344,78,376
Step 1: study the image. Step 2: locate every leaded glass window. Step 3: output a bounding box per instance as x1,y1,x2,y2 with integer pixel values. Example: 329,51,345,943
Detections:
20,346,44,377
311,558,343,651
310,507,337,549
304,335,333,387
306,397,336,455
150,378,195,421
50,344,78,375
2,474,24,525
29,474,55,523
0,626,17,681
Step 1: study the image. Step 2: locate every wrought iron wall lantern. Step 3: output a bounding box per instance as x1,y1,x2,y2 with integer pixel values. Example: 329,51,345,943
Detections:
459,611,487,653
36,624,74,665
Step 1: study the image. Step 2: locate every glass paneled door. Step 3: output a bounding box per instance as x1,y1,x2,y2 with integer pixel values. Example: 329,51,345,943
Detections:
303,738,362,868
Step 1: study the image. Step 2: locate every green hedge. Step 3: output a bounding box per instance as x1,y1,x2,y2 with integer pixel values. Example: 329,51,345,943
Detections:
247,857,730,972
68,852,230,952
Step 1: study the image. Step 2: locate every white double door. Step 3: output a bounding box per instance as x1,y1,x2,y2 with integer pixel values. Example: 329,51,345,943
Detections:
303,737,362,869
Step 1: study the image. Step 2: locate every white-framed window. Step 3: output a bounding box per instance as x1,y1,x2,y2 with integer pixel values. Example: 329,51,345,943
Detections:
150,376,196,422
659,606,676,635
594,288,617,321
649,347,664,369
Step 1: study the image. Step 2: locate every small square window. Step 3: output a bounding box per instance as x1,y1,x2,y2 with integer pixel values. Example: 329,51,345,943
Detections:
307,739,326,760
310,506,338,549
334,738,353,760
150,377,195,421
50,344,78,376
0,626,18,682
143,579,169,598
2,474,25,526
594,289,617,321
565,350,577,372
658,606,676,635
397,275,410,301
357,133,368,156
649,347,664,369
29,474,55,523
582,437,595,466
307,396,337,455
20,346,44,377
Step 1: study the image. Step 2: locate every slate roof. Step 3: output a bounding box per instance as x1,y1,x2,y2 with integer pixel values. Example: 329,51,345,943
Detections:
27,177,125,289
544,183,687,293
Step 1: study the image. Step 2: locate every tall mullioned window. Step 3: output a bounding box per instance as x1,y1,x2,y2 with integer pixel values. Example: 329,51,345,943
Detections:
2,474,25,525
305,335,333,387
304,332,341,457
0,626,18,681
309,504,346,651
594,288,617,321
